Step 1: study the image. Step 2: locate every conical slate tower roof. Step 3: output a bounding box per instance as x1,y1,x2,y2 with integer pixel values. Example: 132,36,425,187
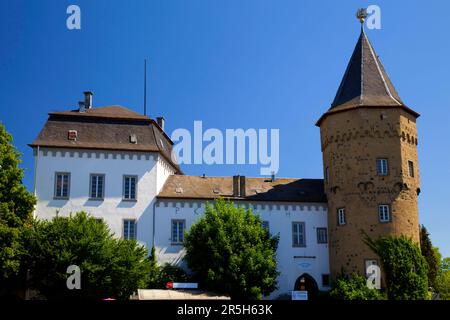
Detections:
317,27,419,126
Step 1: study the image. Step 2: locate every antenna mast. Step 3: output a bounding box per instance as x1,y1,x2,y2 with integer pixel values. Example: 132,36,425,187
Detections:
144,59,147,116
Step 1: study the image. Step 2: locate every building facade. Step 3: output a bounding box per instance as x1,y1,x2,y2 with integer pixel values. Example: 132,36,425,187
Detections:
31,27,420,298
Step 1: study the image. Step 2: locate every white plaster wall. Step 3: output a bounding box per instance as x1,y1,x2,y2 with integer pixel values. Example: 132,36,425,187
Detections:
154,200,330,299
33,147,170,249
156,157,175,194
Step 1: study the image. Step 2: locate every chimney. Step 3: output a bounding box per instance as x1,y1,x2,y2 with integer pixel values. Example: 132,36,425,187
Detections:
232,175,240,197
78,101,85,113
239,176,246,197
156,117,165,131
84,91,93,109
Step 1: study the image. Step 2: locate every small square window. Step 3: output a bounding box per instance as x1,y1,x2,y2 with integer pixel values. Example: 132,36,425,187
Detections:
337,208,346,226
376,158,388,176
317,228,328,244
378,205,390,223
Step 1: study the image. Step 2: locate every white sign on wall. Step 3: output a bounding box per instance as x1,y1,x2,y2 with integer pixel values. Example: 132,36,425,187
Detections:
291,290,308,300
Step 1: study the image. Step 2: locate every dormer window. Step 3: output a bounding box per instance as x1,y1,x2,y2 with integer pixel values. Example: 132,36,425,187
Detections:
68,130,77,141
129,134,137,144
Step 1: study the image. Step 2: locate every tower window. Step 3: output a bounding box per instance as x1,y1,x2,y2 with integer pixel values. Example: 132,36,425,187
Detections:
337,208,346,226
376,158,388,176
378,205,390,223
408,161,414,177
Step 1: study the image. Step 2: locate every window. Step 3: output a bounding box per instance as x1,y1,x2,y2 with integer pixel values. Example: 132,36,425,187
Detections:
123,219,136,240
262,221,270,232
376,158,388,176
378,204,390,223
172,220,185,244
365,259,379,276
317,228,328,244
90,174,105,199
123,175,137,200
292,222,306,247
408,161,414,177
337,208,346,226
322,274,330,287
54,172,70,199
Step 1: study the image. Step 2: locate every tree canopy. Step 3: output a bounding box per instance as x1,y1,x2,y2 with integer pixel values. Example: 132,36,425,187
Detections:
420,225,440,291
23,212,150,300
184,199,279,299
365,235,429,300
0,123,36,286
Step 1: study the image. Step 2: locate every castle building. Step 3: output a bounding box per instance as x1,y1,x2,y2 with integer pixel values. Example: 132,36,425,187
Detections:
316,26,420,281
30,25,420,299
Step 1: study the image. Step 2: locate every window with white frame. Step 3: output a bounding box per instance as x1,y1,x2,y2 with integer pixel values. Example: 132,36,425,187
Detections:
408,160,414,177
378,204,390,222
90,174,105,199
317,227,328,244
54,172,70,199
172,220,185,244
123,219,136,240
123,175,137,200
292,222,306,247
376,158,388,176
337,208,346,226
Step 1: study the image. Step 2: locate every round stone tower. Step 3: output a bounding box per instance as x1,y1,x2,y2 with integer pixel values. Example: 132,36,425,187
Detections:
316,25,421,282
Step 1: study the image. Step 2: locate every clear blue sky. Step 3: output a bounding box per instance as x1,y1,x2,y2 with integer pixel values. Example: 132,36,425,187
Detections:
1,0,449,257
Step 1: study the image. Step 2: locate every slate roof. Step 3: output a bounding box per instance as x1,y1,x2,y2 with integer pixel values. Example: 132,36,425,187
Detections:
30,105,181,173
157,175,327,203
316,27,419,126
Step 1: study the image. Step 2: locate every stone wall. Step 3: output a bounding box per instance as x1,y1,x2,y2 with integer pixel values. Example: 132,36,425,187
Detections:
319,107,420,281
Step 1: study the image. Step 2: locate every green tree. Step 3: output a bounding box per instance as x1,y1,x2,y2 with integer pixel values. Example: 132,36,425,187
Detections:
23,212,150,300
436,257,450,300
329,273,385,300
184,199,279,299
0,123,36,294
365,235,429,300
420,225,439,291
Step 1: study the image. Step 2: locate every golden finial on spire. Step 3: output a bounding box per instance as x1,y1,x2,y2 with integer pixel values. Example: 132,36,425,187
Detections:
356,8,368,24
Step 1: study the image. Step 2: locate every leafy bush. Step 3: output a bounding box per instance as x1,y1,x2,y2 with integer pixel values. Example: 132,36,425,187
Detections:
0,123,36,288
184,199,279,299
148,262,191,289
23,212,150,300
365,235,429,300
329,274,385,300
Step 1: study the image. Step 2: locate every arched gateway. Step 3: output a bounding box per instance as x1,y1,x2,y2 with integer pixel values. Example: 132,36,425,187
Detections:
294,273,318,300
